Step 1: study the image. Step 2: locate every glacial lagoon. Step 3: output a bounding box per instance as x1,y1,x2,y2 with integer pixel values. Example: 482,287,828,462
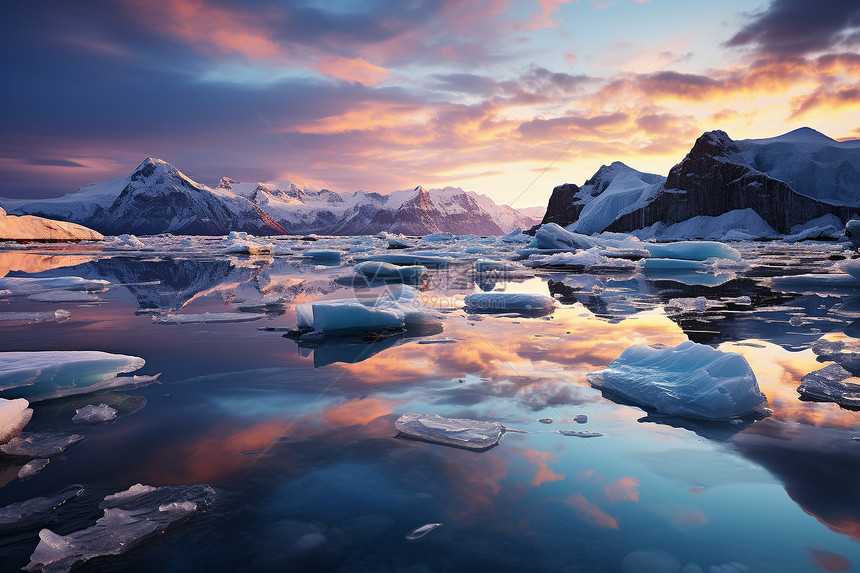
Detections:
0,233,858,572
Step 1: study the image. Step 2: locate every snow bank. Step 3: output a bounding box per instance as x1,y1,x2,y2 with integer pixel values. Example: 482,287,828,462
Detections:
632,209,776,242
0,398,33,445
463,292,555,314
0,207,103,242
0,351,157,401
395,413,504,450
587,341,768,420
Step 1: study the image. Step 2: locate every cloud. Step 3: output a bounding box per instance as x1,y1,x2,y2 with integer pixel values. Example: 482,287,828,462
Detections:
807,548,852,572
564,494,619,529
521,448,566,486
727,0,860,58
603,477,639,503
24,158,87,168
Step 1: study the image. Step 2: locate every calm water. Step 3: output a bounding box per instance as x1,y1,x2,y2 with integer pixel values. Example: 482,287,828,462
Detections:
0,236,858,572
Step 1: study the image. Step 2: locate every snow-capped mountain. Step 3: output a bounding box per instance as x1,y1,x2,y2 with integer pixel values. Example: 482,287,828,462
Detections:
539,128,860,236
2,159,539,236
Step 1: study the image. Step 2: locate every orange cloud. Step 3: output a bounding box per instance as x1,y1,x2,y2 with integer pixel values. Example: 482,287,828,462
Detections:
808,548,852,572
521,448,566,486
564,494,619,529
603,477,640,503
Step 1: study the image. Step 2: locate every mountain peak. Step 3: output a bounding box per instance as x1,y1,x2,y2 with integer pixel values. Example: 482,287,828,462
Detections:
130,157,178,181
767,127,837,145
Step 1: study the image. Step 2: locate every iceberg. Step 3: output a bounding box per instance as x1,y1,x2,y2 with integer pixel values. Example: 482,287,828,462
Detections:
530,223,597,251
797,364,860,408
394,413,504,450
587,341,768,420
18,458,50,480
25,483,215,573
354,261,426,282
387,237,415,249
0,351,157,401
0,207,103,242
103,234,150,250
845,219,860,248
463,292,555,314
72,403,118,424
0,398,33,444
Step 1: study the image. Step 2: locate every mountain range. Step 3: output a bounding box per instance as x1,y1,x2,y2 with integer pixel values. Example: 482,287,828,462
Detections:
540,127,860,239
1,159,541,236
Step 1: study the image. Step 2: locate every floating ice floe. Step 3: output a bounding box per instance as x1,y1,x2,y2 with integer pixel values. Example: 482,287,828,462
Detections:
798,364,860,408
0,485,84,530
18,458,50,480
395,413,504,450
406,522,442,540
363,253,456,268
72,403,118,424
0,310,71,324
846,219,860,248
27,290,100,303
25,483,215,573
558,430,602,438
302,249,341,261
223,231,273,254
530,223,597,251
526,249,638,271
0,350,158,401
421,232,455,242
643,258,708,271
463,292,555,314
103,234,150,250
643,242,741,261
664,296,710,314
765,273,859,294
1,432,85,458
387,237,415,249
838,258,860,280
0,398,33,445
0,276,111,296
474,258,524,273
354,261,426,282
587,341,768,420
501,228,530,243
153,312,266,324
295,284,440,335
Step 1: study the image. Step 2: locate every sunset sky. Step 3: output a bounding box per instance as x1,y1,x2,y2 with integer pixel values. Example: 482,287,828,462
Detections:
2,0,859,206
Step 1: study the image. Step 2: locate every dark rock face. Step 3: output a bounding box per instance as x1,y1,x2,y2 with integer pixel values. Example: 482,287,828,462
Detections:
540,183,582,226
606,131,857,234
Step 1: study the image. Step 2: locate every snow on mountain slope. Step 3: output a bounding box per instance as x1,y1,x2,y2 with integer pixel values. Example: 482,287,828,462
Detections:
569,162,665,235
1,178,126,221
734,127,860,205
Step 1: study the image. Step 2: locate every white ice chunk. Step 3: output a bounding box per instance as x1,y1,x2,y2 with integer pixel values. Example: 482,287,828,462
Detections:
845,219,860,248
387,237,415,249
364,253,455,268
463,292,555,314
0,351,153,401
310,300,404,333
354,261,426,281
153,312,266,324
526,249,638,270
643,258,708,271
530,223,597,250
421,232,455,242
223,231,273,254
72,404,118,424
474,259,522,273
838,258,860,280
643,242,741,261
501,228,530,243
587,341,768,420
797,364,860,408
395,413,503,450
25,483,214,573
665,297,710,313
103,234,149,250
406,522,442,540
0,398,33,445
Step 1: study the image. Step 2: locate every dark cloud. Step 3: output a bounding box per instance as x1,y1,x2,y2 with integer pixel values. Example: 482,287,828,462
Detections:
24,158,87,168
727,0,860,57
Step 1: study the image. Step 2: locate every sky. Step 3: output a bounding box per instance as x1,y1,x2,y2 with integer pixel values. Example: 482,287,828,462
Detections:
1,0,859,207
